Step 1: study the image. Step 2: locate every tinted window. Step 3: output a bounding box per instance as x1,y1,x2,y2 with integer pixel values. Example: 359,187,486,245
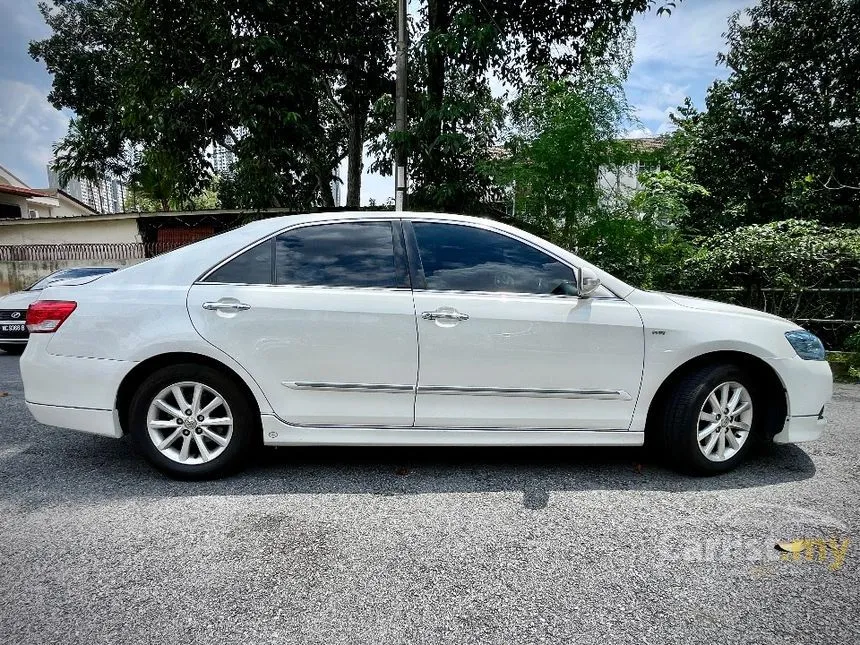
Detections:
412,223,576,295
206,240,273,284
275,222,401,288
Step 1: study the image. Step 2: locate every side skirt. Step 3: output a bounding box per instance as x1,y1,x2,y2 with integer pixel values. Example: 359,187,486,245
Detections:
261,415,644,447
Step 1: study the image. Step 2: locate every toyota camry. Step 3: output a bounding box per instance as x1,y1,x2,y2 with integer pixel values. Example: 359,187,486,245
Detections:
19,212,832,478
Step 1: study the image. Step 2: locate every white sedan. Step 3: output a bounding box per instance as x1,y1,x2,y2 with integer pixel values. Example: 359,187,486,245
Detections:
20,212,832,478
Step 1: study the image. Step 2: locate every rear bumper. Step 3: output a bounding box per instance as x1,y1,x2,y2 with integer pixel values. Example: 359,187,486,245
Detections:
21,336,134,432
0,338,27,344
26,402,122,438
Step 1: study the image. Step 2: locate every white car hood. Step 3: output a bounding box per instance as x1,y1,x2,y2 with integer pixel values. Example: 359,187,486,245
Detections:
0,290,39,309
660,292,793,324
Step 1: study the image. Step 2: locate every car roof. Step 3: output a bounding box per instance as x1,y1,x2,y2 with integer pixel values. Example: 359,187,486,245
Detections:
76,211,634,297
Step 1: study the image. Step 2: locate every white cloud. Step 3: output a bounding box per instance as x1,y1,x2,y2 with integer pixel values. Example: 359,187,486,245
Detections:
631,0,751,70
625,0,753,133
0,79,69,187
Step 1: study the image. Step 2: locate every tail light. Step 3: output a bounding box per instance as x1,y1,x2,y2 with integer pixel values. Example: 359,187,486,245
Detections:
26,300,77,333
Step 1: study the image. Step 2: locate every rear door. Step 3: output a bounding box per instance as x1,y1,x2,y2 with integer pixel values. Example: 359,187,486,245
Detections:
187,219,418,427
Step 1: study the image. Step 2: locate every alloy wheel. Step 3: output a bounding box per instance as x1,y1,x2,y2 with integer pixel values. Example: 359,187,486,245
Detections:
696,381,753,462
146,381,234,465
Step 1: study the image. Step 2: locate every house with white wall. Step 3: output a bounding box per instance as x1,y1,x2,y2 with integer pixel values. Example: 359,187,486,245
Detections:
0,162,98,220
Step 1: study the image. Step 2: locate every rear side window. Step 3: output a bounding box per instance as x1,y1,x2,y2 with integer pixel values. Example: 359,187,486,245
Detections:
275,221,405,288
206,240,273,284
412,222,576,295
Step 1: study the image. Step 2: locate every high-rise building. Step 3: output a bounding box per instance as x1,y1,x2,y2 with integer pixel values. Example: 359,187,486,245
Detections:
47,166,127,214
211,142,237,176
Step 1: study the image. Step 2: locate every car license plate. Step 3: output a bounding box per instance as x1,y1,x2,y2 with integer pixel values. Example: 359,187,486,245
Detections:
0,324,25,333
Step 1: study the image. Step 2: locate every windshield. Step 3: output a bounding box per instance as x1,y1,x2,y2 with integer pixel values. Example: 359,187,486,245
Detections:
26,267,116,291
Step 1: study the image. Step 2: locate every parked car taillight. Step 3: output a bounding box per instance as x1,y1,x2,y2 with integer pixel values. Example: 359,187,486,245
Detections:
26,300,77,333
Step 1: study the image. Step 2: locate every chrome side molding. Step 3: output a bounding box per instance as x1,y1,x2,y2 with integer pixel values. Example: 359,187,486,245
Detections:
282,381,414,393
282,381,630,400
418,385,631,400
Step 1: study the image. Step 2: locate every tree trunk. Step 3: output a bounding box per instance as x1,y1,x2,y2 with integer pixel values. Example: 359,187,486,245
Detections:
318,168,335,208
346,107,367,208
160,198,169,211
425,0,450,191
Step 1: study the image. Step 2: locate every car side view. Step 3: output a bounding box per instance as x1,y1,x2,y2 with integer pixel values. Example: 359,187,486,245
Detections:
19,212,832,478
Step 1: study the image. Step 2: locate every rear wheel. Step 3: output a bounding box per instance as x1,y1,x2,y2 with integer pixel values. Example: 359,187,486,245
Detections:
661,363,763,474
0,344,25,355
129,363,256,479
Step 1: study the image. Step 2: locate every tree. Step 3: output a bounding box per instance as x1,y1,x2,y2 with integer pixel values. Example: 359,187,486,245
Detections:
675,0,860,232
31,0,394,209
682,220,860,291
486,61,694,289
367,0,680,211
492,67,635,245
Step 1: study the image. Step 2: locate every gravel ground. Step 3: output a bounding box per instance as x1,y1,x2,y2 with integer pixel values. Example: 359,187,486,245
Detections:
0,352,858,644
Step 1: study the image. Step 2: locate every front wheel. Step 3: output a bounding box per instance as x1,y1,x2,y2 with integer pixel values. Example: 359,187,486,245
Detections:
661,363,762,475
129,363,257,479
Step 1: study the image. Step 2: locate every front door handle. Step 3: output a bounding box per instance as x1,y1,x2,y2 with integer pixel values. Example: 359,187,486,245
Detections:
422,309,470,322
202,301,251,312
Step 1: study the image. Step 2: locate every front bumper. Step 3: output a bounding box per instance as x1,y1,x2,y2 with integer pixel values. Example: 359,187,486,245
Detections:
764,356,831,444
773,410,827,444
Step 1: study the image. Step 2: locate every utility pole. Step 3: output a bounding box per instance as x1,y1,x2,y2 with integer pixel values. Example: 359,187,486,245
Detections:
394,0,408,211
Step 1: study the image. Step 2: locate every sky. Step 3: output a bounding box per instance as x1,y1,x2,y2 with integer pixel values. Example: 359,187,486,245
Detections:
0,0,750,200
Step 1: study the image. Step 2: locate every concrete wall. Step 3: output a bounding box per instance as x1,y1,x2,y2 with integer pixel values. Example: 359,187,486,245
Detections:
51,195,97,218
0,258,144,295
0,217,141,245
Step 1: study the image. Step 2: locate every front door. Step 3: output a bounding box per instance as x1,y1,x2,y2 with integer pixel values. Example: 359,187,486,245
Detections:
187,219,418,427
407,221,644,430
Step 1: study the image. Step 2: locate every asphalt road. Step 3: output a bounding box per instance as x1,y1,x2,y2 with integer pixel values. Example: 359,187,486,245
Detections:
0,353,858,645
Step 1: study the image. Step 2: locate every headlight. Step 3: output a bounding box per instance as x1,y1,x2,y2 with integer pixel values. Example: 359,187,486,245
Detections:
785,330,826,361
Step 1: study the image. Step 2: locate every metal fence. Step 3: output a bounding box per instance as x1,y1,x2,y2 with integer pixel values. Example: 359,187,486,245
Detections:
0,242,186,262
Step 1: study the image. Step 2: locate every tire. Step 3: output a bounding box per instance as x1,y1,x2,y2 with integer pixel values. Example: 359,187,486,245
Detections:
660,363,763,475
129,363,257,479
0,344,25,355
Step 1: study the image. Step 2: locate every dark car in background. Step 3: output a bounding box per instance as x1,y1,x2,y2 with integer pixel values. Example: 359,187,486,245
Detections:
0,267,117,354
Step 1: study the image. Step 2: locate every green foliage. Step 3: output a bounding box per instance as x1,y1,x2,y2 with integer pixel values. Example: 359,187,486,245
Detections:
368,0,680,211
576,210,692,289
493,69,635,243
31,0,393,209
671,0,860,232
125,167,221,212
843,331,860,354
681,220,860,290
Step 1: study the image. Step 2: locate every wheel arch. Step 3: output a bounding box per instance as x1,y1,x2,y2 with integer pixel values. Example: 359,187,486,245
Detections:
115,352,263,435
644,350,788,444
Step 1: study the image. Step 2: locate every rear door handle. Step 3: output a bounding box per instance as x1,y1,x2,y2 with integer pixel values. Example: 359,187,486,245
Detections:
202,301,251,312
422,309,469,322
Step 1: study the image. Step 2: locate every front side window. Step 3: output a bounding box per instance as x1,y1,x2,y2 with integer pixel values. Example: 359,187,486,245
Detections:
412,222,576,295
275,221,403,288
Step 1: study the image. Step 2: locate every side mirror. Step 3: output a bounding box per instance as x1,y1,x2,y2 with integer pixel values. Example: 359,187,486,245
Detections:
576,266,601,298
